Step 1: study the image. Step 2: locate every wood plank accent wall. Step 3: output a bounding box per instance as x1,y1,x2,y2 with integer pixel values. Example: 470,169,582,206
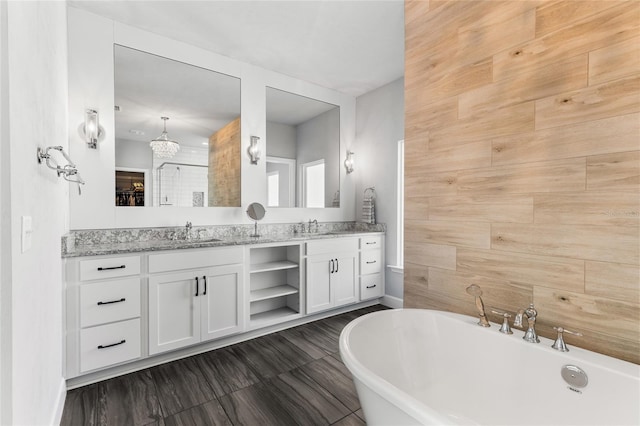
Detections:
208,117,241,207
404,0,640,363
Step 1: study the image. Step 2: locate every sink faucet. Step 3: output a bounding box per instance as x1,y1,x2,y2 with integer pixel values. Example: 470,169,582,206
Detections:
308,219,318,233
185,221,193,241
514,303,539,343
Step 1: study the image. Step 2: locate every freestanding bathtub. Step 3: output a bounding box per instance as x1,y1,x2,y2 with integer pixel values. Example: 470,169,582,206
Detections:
339,309,640,425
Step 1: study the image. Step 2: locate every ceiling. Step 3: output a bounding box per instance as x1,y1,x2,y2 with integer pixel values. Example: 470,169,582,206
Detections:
69,0,405,98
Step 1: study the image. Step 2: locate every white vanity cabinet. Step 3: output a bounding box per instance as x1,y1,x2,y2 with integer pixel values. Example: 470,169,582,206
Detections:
306,238,359,314
148,247,244,355
360,235,384,300
65,254,143,378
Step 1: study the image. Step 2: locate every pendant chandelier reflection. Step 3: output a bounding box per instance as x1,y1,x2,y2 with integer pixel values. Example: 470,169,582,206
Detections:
150,116,180,158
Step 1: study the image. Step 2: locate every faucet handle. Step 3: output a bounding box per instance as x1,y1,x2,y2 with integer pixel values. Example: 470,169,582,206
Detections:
491,309,513,334
551,326,583,352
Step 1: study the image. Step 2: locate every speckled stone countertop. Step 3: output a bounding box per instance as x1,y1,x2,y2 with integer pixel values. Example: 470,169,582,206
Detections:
62,222,385,258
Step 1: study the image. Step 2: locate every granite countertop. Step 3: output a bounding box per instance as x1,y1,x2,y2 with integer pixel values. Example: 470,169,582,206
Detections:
62,229,384,258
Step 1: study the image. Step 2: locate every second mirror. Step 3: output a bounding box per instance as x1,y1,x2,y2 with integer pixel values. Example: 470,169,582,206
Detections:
265,87,340,208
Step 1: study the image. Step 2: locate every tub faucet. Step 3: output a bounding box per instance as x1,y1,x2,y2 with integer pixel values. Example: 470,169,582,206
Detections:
514,303,540,343
465,284,490,327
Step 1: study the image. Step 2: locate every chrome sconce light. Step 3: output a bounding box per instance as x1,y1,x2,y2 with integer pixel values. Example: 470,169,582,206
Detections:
344,150,354,174
248,136,261,164
82,109,102,149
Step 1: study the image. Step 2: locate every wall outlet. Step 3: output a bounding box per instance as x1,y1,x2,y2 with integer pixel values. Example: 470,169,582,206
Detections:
21,216,33,253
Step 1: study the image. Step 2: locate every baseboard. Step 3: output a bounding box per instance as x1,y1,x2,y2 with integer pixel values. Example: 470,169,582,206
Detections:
51,377,66,426
381,295,403,309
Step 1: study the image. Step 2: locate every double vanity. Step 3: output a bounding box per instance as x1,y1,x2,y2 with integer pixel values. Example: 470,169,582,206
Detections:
62,223,385,387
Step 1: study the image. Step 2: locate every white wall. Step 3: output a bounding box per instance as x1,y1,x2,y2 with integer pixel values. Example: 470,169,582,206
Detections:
266,121,296,158
2,2,69,424
355,78,404,301
68,8,356,229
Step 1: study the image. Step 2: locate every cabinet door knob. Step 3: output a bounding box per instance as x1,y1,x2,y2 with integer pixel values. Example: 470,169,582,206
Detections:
195,276,199,297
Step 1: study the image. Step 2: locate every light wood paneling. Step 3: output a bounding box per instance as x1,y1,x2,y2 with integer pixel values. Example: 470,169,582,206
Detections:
405,219,491,249
404,241,456,271
492,113,640,166
459,54,588,119
585,261,640,302
208,117,241,207
457,248,585,293
587,151,640,191
457,158,586,195
534,286,639,344
535,74,640,130
429,102,535,149
534,192,640,226
589,35,640,86
405,0,640,363
429,195,533,223
534,1,623,37
493,2,640,80
492,223,639,265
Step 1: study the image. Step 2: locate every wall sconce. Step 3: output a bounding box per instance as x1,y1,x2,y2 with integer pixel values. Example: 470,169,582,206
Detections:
344,150,354,174
82,109,102,149
248,136,261,164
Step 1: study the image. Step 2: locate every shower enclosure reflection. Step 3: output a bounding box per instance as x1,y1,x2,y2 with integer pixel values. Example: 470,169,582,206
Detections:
156,162,208,207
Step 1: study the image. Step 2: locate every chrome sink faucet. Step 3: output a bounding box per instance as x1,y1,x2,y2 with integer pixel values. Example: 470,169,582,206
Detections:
514,303,540,343
308,219,318,233
185,221,193,241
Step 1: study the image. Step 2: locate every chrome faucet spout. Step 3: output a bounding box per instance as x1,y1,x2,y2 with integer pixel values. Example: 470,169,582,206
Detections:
514,303,539,343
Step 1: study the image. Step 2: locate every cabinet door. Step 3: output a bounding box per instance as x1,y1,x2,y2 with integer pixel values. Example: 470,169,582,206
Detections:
333,253,357,307
148,270,203,355
201,264,244,342
306,254,333,314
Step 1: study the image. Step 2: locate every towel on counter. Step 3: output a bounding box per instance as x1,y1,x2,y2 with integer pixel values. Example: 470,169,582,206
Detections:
363,187,376,224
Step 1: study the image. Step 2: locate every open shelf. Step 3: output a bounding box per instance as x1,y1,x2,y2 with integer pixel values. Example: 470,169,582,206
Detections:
250,260,298,274
249,307,300,328
250,284,298,302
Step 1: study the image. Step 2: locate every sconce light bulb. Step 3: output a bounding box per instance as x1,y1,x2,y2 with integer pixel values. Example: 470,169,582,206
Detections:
84,109,100,149
344,150,354,174
249,136,261,165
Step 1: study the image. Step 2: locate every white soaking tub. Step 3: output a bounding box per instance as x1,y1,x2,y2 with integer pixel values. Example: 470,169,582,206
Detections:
339,309,640,426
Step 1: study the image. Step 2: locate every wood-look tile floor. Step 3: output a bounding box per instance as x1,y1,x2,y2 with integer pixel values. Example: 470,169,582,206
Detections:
61,305,386,426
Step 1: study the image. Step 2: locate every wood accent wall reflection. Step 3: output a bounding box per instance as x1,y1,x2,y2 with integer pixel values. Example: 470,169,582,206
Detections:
209,117,241,207
404,0,639,363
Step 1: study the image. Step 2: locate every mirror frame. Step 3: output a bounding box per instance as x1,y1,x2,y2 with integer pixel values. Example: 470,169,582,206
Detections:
67,8,356,230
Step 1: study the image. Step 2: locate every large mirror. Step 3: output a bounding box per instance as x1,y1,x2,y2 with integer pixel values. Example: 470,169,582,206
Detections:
114,45,241,207
266,87,340,208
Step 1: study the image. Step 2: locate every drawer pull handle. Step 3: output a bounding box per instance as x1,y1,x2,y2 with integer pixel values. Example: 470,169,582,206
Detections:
203,276,207,296
97,265,126,271
366,284,377,289
365,242,376,245
97,339,126,349
195,276,199,297
97,298,125,306
366,260,377,264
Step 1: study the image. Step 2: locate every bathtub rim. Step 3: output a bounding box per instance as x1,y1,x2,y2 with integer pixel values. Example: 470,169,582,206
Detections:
339,308,640,425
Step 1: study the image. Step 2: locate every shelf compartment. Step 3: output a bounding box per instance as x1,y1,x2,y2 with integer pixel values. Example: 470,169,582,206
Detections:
249,307,300,328
250,284,299,302
250,260,298,274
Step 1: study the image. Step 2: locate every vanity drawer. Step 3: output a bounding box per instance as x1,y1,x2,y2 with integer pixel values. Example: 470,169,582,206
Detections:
360,250,381,275
360,274,383,300
148,246,243,274
306,238,358,256
79,256,141,281
80,318,141,373
360,235,382,250
80,278,140,328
